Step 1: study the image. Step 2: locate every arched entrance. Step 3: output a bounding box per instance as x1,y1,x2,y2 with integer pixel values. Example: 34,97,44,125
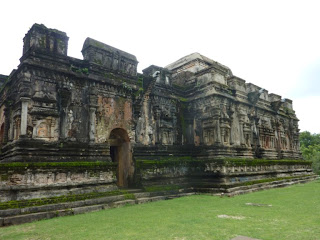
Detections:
109,128,133,188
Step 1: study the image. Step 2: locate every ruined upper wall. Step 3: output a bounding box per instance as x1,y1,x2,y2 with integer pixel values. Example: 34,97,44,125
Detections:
166,53,232,75
165,53,232,87
165,53,296,111
82,38,138,76
23,24,69,56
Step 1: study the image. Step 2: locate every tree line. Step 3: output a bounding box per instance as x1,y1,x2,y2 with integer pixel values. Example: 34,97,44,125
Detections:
300,131,320,175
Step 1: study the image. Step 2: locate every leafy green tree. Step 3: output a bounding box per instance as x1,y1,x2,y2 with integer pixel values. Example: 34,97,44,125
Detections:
300,131,320,148
300,131,320,175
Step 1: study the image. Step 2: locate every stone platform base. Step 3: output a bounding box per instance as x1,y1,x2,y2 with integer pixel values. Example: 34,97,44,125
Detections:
0,174,318,227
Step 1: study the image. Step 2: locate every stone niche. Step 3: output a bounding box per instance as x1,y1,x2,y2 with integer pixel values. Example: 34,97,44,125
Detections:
82,38,138,76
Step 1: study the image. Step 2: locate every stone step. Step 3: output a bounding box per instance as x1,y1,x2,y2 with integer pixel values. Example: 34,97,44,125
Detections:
1,191,195,226
134,192,151,198
166,192,196,199
126,189,144,193
135,192,195,203
135,197,153,204
72,204,104,215
149,196,167,202
0,195,125,218
225,175,318,197
0,188,189,219
192,175,318,196
112,199,136,207
0,176,317,227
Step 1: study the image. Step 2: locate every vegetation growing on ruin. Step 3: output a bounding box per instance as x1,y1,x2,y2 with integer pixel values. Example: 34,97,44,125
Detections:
0,162,116,171
121,82,132,91
172,83,194,91
283,107,296,117
135,157,311,169
178,97,188,102
70,65,89,75
1,180,319,240
133,76,144,97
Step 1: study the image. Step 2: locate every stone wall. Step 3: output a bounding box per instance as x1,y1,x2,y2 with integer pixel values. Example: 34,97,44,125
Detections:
0,163,116,202
82,38,138,76
136,158,313,190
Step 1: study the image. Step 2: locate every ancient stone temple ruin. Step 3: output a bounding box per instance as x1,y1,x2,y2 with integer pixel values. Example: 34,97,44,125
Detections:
0,24,315,225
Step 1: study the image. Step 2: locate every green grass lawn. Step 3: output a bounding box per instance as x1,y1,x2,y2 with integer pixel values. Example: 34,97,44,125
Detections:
1,180,320,240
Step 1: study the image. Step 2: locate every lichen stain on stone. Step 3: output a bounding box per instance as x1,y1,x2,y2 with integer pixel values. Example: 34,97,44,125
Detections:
96,96,133,143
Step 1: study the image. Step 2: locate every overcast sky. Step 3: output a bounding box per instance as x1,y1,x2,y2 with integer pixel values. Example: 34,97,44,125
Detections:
1,0,319,133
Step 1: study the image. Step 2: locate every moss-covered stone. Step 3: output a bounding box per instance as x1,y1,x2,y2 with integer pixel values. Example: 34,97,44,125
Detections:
0,189,130,210
0,162,116,171
136,157,312,169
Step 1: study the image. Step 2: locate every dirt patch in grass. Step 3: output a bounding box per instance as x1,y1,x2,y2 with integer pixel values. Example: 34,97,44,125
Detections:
218,214,246,220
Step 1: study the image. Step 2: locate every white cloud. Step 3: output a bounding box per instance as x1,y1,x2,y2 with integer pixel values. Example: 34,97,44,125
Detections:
294,96,320,134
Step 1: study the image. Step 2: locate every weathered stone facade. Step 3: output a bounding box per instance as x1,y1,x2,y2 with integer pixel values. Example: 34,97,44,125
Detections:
0,24,311,203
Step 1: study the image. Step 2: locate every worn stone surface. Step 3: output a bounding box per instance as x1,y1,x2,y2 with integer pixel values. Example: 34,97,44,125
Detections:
112,199,135,207
72,205,104,215
3,211,56,226
0,23,312,206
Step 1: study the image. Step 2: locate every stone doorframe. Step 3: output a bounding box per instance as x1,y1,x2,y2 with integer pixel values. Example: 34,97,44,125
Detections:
109,128,133,188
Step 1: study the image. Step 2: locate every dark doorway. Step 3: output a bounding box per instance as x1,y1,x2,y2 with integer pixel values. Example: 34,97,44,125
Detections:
0,124,4,145
110,146,117,162
109,128,133,188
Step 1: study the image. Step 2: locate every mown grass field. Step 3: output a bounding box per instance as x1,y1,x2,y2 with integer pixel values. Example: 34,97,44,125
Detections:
1,180,319,240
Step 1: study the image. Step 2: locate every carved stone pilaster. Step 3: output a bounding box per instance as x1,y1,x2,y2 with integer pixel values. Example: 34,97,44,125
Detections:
20,97,30,137
238,110,246,146
89,107,96,143
58,86,71,140
212,107,221,145
151,105,161,145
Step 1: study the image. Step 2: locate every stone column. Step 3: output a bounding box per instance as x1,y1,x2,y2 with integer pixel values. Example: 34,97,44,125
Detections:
9,115,14,141
213,119,221,145
275,121,282,158
239,116,245,146
58,87,71,140
229,123,234,145
89,107,96,143
20,97,30,136
212,107,221,145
